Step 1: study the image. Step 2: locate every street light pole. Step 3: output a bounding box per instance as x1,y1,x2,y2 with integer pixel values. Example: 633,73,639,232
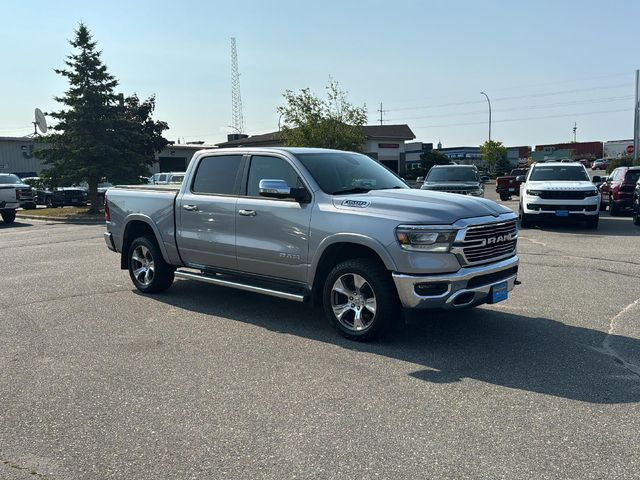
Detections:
480,91,492,141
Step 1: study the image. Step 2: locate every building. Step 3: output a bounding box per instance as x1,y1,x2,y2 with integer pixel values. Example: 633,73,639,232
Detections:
438,146,482,165
506,146,532,166
404,142,433,170
0,136,48,177
534,141,603,162
215,124,416,174
152,142,217,174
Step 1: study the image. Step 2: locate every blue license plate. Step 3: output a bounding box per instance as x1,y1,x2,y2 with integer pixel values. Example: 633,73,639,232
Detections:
491,281,508,304
555,210,569,217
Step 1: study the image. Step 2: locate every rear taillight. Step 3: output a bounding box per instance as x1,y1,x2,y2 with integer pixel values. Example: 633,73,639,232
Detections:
104,194,111,222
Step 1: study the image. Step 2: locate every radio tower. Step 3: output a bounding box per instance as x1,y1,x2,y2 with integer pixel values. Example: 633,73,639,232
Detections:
230,37,244,134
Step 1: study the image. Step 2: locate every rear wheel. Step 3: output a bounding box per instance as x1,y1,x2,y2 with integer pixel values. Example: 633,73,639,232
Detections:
128,236,174,293
633,197,640,226
323,258,399,341
499,193,511,201
609,195,620,216
1,210,16,224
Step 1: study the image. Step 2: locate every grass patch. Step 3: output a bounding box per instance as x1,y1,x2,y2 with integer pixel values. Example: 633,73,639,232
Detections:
17,206,104,219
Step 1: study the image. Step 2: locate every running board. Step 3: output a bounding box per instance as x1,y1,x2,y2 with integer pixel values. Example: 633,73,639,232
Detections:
174,270,307,303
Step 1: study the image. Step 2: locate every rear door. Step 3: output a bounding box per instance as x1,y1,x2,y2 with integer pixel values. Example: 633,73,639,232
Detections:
235,154,312,283
176,154,244,270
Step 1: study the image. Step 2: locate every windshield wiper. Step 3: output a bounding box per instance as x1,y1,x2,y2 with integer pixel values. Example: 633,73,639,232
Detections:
331,187,372,195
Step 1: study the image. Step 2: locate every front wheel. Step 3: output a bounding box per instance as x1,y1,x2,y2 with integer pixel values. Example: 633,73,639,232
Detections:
609,195,620,216
519,204,533,228
1,210,16,224
586,216,599,229
128,236,174,293
323,259,399,341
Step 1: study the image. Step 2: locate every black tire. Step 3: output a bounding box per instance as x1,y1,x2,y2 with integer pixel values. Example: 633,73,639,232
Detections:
45,196,53,208
127,236,174,293
519,203,533,228
609,195,620,216
586,216,599,229
1,210,16,224
633,198,640,226
323,258,399,341
499,193,511,201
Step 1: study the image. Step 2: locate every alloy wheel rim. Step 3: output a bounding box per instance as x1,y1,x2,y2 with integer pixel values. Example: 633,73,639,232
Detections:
131,245,155,286
330,273,377,332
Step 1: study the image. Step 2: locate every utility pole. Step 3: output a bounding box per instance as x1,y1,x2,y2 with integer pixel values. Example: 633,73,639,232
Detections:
230,37,244,135
573,122,577,142
377,102,388,126
634,69,639,163
480,92,492,141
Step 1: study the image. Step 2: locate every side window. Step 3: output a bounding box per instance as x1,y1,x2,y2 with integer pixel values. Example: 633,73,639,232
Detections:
246,155,304,197
158,174,167,183
192,155,243,195
611,169,619,181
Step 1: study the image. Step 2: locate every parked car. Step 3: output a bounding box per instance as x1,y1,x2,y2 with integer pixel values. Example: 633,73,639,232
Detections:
150,172,186,185
21,177,65,207
0,174,22,223
518,162,600,229
420,165,488,197
495,168,529,201
104,147,520,341
599,166,640,215
591,159,609,171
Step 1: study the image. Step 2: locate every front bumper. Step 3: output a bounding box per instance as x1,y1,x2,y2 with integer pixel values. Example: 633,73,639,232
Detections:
521,194,600,216
392,255,519,309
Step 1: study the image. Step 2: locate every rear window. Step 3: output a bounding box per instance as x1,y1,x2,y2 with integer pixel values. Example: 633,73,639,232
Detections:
192,155,243,195
529,165,589,181
624,170,640,184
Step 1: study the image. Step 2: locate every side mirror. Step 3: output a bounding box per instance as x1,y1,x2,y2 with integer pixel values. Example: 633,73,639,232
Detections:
592,176,602,183
259,179,309,202
480,175,490,183
515,175,525,182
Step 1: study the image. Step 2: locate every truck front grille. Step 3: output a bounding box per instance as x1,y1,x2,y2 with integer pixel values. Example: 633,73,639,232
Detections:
538,191,594,200
458,220,518,266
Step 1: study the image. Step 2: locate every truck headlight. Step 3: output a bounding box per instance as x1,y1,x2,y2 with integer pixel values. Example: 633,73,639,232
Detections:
395,226,457,252
584,189,599,197
470,188,484,196
527,189,542,196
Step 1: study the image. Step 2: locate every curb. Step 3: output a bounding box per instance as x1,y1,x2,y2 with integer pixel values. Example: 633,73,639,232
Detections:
16,214,105,225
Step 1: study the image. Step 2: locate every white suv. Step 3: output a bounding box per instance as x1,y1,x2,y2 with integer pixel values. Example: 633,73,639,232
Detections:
518,162,600,229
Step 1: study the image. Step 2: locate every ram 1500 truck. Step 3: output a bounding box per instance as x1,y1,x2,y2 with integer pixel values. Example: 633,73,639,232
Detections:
104,148,520,341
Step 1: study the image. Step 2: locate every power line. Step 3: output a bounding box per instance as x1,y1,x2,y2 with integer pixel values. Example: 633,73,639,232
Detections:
389,96,634,121
388,83,632,112
414,108,632,129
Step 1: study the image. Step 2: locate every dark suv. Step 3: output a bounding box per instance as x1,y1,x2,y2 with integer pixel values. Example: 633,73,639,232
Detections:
633,174,640,226
420,165,488,197
600,166,640,215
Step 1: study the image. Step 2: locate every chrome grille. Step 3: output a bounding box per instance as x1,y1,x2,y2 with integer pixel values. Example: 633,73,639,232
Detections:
457,220,518,265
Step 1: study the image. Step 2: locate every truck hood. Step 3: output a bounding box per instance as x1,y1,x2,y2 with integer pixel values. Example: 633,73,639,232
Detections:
526,181,596,191
332,188,511,224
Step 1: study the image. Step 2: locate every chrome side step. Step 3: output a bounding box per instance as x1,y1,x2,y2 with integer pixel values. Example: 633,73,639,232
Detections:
174,270,306,303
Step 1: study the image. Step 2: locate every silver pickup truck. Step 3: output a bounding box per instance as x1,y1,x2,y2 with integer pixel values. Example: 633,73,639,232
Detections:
104,147,519,340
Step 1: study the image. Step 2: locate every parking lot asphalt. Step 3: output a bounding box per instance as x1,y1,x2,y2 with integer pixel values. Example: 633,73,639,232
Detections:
1,195,639,479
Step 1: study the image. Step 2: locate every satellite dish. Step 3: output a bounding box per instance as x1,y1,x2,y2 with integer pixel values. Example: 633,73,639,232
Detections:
34,108,48,134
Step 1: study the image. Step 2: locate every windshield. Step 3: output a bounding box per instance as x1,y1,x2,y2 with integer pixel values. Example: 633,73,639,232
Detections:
529,165,589,182
426,167,479,182
0,174,22,185
295,151,408,194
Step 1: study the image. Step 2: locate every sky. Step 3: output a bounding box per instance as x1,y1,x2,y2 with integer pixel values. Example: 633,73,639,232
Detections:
1,0,638,148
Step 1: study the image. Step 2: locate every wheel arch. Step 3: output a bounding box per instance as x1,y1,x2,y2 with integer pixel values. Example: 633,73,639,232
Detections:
120,215,170,269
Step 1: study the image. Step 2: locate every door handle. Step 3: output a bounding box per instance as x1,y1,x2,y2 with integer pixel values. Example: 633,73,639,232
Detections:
238,209,256,216
183,204,199,212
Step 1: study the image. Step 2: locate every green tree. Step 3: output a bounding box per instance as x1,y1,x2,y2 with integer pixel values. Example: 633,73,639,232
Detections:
277,79,367,152
494,155,513,176
418,149,450,176
38,23,169,213
480,140,508,174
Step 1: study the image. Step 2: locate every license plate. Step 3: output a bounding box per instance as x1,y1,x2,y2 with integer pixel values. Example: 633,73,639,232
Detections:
555,210,569,217
508,188,515,192
490,282,508,304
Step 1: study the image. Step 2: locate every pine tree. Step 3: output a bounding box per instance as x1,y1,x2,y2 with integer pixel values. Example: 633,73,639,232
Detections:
39,23,168,213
